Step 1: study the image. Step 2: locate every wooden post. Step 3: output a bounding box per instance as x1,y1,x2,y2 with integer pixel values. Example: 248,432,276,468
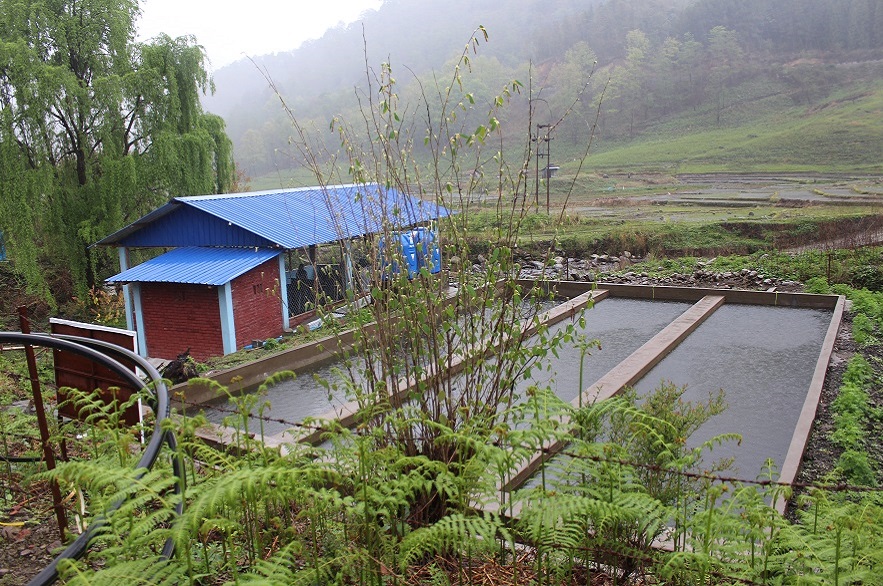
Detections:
18,307,66,540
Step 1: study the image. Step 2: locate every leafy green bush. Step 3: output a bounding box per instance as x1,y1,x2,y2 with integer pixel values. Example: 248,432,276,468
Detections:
828,355,877,485
852,264,883,292
843,355,873,386
852,313,876,345
803,276,831,294
846,288,883,323
837,449,876,486
831,283,852,296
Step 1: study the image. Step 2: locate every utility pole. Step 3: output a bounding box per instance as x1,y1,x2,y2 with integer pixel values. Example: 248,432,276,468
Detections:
544,127,552,214
533,124,552,213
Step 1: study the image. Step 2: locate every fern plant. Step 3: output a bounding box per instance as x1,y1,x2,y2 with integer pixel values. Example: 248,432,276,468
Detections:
510,382,740,585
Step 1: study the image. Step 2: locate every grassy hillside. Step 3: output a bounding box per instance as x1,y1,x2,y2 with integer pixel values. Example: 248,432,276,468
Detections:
247,76,883,192
569,81,883,174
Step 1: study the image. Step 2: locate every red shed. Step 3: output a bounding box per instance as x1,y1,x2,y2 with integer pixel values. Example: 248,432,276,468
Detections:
107,247,284,361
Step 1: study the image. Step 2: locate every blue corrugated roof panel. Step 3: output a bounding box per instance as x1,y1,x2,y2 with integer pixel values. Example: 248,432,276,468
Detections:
106,247,281,286
107,204,278,248
97,183,450,249
179,184,448,249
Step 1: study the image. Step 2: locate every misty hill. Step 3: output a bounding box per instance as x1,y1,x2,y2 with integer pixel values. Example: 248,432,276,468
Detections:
204,0,883,181
203,0,612,119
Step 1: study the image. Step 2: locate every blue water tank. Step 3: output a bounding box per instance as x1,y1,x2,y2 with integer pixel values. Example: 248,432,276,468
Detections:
379,231,418,278
412,227,441,274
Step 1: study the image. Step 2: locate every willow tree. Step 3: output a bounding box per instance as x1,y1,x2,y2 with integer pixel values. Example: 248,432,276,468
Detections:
0,0,234,302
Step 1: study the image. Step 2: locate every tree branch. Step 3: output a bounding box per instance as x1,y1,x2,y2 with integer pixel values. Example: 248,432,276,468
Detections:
123,95,143,155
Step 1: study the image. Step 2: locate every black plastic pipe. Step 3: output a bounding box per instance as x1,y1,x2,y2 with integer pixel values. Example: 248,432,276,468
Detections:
0,333,179,586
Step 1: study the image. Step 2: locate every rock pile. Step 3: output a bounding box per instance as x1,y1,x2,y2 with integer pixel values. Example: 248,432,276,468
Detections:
509,253,803,292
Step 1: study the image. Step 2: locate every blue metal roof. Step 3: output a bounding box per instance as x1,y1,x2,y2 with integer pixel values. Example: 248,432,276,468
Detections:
106,247,281,285
107,204,277,248
96,183,450,249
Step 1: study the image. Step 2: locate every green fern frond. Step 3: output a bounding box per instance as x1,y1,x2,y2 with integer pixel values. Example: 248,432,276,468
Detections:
399,512,508,568
256,370,296,394
656,550,718,583
57,556,191,586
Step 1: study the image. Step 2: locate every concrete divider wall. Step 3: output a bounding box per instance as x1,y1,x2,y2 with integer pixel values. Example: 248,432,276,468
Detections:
775,294,846,513
523,280,839,309
576,294,726,404
499,294,726,493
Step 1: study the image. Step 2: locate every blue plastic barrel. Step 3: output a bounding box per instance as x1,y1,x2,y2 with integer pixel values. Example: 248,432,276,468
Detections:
412,227,441,274
379,231,418,278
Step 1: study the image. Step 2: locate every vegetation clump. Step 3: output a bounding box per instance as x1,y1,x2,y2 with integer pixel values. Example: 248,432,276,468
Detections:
0,0,235,305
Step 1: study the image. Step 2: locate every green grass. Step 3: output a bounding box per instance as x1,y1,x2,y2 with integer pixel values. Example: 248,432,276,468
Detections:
246,75,883,189
457,205,883,261
244,166,332,191
579,83,883,174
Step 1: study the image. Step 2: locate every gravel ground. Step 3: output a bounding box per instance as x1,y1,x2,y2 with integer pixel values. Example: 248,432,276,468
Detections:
0,475,65,585
791,314,854,491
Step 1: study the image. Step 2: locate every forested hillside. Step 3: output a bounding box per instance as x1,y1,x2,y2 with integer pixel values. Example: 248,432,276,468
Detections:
206,0,883,180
